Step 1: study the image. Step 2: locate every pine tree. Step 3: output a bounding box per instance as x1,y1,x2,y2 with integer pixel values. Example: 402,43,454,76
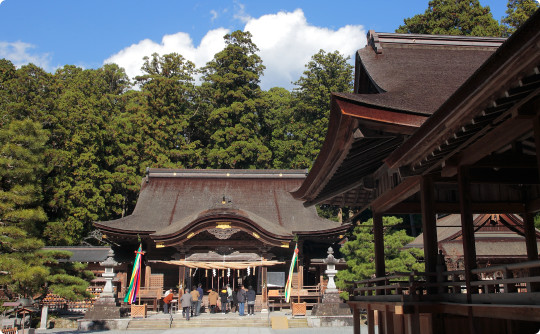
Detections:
335,216,424,299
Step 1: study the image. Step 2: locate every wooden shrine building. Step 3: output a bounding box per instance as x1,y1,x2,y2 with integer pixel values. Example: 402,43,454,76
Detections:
293,9,540,334
95,169,349,307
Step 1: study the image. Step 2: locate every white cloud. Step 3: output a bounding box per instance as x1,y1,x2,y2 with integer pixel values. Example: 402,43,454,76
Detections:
104,28,229,82
210,9,218,22
233,1,251,24
245,9,366,89
104,9,366,90
0,41,52,70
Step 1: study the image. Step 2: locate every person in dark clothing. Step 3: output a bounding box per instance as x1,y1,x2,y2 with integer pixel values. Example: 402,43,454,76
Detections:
246,286,256,315
196,283,204,315
237,285,247,316
231,288,238,313
219,287,228,314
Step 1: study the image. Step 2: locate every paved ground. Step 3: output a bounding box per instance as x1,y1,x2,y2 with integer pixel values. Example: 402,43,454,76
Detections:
34,310,369,333
38,327,361,334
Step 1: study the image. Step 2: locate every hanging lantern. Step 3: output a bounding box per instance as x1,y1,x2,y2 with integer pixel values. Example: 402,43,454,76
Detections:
205,269,208,278
237,269,240,276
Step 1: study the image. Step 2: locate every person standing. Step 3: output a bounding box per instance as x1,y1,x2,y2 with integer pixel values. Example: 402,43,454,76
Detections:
180,288,192,321
196,283,204,316
236,284,247,316
226,284,233,312
247,286,256,315
219,286,228,314
162,288,173,314
208,288,219,313
190,286,200,317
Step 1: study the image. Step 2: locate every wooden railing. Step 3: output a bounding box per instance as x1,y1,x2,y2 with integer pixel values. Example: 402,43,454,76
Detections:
349,260,540,304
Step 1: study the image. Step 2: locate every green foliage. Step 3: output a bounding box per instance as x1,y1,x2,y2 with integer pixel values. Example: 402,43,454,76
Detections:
335,216,424,299
200,30,271,169
396,0,503,36
291,50,353,167
501,0,539,36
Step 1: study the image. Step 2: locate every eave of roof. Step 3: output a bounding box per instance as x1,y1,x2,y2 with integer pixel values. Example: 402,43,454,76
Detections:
291,94,425,206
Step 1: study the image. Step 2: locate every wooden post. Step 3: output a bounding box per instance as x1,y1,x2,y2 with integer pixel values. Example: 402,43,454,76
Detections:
373,212,385,284
144,264,151,288
524,212,539,292
353,305,361,334
367,304,375,334
421,176,439,293
458,166,478,301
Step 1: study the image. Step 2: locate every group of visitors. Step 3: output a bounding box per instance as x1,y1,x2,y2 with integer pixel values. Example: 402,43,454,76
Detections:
164,283,257,319
215,284,256,316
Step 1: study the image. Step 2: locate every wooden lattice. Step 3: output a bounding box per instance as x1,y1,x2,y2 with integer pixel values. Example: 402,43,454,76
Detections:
130,304,147,318
292,302,306,316
149,274,164,288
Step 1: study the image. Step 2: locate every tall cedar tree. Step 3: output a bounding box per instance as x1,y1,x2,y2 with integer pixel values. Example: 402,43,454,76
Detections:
133,53,203,169
396,0,503,36
200,30,271,169
292,50,354,168
501,0,539,36
42,64,131,245
335,216,424,300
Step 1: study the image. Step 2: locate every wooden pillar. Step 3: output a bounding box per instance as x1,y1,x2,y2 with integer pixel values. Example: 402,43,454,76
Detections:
352,305,361,334
524,212,539,292
367,304,375,334
524,213,539,262
420,175,438,292
178,266,186,292
144,264,152,288
383,305,395,334
373,212,385,280
458,166,478,301
262,266,268,303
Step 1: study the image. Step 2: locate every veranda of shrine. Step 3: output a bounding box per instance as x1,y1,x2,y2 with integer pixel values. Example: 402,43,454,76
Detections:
293,9,540,334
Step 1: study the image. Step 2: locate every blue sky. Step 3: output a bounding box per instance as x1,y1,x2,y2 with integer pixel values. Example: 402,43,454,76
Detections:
0,0,510,89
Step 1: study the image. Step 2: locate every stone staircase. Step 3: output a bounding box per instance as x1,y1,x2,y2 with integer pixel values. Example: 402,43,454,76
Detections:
127,315,270,329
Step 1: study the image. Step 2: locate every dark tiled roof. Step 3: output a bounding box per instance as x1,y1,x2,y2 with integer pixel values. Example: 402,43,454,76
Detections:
96,169,342,238
354,32,503,115
43,246,111,263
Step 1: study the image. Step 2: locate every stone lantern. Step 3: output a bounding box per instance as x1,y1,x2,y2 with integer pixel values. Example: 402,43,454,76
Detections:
324,247,338,294
84,248,120,320
311,246,352,321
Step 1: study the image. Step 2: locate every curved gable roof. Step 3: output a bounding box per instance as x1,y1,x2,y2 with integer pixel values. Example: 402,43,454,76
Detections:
95,169,344,241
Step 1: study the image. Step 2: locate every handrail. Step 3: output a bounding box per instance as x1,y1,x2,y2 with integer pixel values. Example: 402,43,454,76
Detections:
348,259,540,300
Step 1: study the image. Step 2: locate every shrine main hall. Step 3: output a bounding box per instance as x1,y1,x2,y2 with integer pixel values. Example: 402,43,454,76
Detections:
95,168,349,300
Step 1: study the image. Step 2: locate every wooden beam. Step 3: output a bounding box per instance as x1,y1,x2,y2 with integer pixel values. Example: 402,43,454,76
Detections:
440,118,532,177
458,166,478,301
371,175,421,213
382,201,526,214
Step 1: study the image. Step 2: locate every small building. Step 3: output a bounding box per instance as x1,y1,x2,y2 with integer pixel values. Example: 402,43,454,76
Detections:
406,214,540,275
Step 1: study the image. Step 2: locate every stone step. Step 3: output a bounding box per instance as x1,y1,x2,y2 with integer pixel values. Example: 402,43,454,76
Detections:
127,317,270,329
288,317,309,328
